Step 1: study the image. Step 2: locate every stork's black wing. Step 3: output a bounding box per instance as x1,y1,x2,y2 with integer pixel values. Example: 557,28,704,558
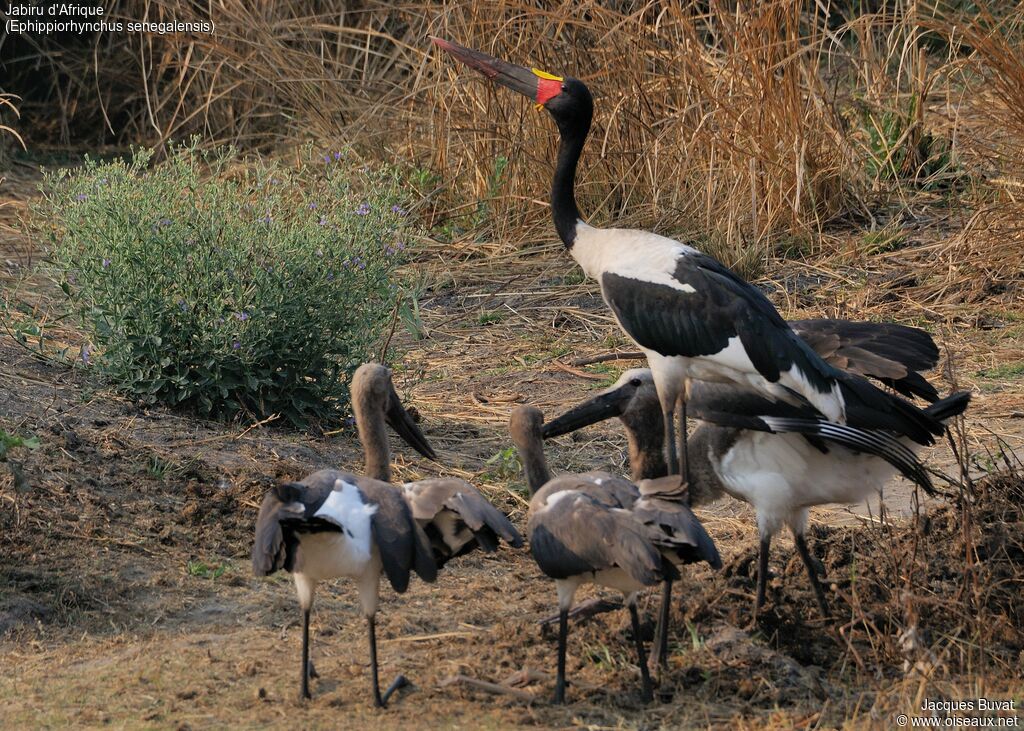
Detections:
600,253,836,393
791,319,939,401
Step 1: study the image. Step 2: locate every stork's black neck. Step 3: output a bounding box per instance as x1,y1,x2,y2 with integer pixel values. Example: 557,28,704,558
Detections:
551,119,588,248
548,82,593,249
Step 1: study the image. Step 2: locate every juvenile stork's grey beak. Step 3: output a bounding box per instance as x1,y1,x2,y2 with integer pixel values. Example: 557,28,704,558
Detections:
383,383,438,461
541,382,633,439
431,37,564,106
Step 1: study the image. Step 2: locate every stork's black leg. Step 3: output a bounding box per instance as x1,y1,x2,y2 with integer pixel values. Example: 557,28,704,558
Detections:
299,608,312,701
794,532,831,619
628,603,655,703
554,608,568,704
368,615,382,707
650,578,672,671
754,536,771,622
367,615,407,708
664,408,679,477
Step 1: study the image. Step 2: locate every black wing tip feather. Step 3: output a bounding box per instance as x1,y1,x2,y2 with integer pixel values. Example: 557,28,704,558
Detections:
924,391,971,422
837,372,944,446
762,416,935,494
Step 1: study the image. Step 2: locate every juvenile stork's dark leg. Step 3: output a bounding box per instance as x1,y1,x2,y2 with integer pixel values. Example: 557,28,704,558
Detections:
676,394,691,487
754,536,771,622
663,408,679,478
794,532,832,619
299,607,312,701
650,578,673,671
368,615,408,708
554,608,569,704
628,602,655,703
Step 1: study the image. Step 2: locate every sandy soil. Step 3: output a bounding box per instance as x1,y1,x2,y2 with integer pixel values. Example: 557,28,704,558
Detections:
2,162,1023,729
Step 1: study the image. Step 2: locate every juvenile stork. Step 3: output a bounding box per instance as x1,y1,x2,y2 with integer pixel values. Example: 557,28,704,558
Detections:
252,470,436,705
509,405,720,703
351,363,524,566
433,38,945,480
542,369,970,621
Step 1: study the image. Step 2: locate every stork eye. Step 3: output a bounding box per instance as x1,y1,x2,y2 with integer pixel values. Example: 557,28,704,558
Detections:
630,378,642,387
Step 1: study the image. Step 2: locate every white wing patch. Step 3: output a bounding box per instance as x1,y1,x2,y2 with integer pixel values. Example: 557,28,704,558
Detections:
542,489,578,512
312,479,377,562
572,222,697,293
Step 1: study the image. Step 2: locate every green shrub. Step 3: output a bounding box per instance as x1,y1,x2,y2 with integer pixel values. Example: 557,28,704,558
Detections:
37,142,414,427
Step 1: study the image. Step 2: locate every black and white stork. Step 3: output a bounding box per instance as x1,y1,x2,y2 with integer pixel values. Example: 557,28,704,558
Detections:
432,37,946,480
542,368,970,621
509,405,720,703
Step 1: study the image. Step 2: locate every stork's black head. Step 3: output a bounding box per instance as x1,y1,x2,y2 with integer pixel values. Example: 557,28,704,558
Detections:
432,37,593,136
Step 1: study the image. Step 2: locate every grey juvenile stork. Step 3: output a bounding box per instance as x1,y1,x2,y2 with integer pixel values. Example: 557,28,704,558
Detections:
543,369,970,622
252,364,521,706
433,38,945,483
351,363,524,566
252,470,436,706
509,405,720,703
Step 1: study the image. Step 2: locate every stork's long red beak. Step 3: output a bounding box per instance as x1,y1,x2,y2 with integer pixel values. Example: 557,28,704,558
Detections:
431,37,563,106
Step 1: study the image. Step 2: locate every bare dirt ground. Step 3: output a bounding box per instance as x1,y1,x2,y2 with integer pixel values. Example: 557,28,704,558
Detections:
2,163,1023,729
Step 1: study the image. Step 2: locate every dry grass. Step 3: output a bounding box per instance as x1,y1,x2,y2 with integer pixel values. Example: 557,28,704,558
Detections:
2,1,1021,277
2,2,1024,727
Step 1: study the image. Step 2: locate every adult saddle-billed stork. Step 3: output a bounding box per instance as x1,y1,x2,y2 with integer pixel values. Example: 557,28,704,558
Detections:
432,37,945,480
509,405,720,703
542,367,969,621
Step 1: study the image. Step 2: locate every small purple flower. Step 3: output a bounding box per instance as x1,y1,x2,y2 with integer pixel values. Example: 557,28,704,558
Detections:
333,151,342,161
357,261,366,270
355,203,370,216
385,246,396,255
81,344,91,364
318,216,327,226
232,340,241,350
234,311,249,322
101,258,111,269
308,202,318,210
159,218,172,227
215,317,225,325
391,205,406,216
397,242,406,251
326,272,334,281
178,301,189,312
260,215,272,225
324,154,331,163
344,416,356,427
75,193,87,201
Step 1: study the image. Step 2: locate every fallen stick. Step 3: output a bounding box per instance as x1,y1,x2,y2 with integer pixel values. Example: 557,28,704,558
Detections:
570,351,644,366
538,597,622,625
439,674,536,702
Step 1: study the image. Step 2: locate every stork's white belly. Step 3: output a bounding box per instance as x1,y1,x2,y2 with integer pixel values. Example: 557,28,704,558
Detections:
715,432,904,535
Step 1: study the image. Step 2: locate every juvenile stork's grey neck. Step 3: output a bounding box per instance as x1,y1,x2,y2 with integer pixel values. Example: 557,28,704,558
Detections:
353,389,392,483
509,409,553,495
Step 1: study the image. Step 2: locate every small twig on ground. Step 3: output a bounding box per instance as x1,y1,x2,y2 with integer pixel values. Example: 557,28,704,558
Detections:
438,674,536,702
570,351,644,366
